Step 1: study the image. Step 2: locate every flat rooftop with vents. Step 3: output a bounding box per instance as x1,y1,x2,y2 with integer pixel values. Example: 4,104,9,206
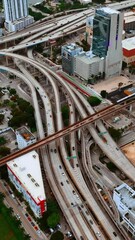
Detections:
7,150,46,204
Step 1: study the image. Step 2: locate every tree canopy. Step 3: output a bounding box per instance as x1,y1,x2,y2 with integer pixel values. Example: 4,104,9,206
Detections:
0,114,4,124
61,105,69,126
50,231,64,240
108,127,122,142
0,146,10,157
47,212,60,228
0,137,6,146
87,96,101,106
100,90,108,98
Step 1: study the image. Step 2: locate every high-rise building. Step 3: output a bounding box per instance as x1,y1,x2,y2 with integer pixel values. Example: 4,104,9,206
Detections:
62,43,83,75
3,0,34,32
92,7,124,78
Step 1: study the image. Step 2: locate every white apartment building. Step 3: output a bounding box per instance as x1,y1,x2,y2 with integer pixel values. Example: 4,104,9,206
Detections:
113,183,135,236
3,0,34,32
74,52,104,80
16,126,36,149
7,151,46,218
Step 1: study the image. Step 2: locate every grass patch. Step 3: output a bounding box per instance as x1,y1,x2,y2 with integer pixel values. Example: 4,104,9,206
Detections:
0,214,16,240
0,200,28,240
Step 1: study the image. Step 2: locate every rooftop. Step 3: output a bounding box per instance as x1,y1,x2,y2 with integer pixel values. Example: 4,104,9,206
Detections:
122,37,135,50
76,54,101,64
16,126,36,142
7,151,46,203
99,7,119,15
124,11,135,24
115,183,135,216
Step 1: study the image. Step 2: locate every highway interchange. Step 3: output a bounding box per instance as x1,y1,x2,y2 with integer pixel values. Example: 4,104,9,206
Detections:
1,1,135,239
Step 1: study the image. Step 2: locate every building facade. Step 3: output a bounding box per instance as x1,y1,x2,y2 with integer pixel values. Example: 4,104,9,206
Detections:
122,37,135,65
7,151,46,218
74,52,104,80
62,43,83,75
3,0,34,32
92,7,124,78
16,126,36,149
113,183,135,236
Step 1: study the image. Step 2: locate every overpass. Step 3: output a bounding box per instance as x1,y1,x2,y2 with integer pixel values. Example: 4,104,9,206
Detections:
0,98,134,166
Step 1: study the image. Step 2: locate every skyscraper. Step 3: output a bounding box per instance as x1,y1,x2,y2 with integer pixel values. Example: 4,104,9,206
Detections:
3,0,34,32
92,7,124,78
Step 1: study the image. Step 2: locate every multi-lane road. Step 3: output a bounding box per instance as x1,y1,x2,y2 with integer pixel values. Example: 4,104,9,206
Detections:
0,2,135,239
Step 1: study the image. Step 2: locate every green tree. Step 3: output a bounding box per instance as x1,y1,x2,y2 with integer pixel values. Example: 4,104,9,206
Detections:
106,162,117,172
3,99,10,105
0,165,8,179
50,231,64,240
122,61,127,70
0,114,4,124
61,105,69,126
9,88,16,95
0,146,10,157
87,96,101,106
100,90,108,98
0,136,7,146
108,127,122,142
47,212,60,228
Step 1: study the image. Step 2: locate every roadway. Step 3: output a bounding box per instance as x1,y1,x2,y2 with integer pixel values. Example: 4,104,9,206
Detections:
0,52,124,236
0,180,44,240
0,55,133,238
0,2,135,238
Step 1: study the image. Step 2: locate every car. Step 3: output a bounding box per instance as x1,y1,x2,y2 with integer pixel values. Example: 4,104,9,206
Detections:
60,182,64,186
113,232,117,237
31,222,35,227
59,165,62,169
49,228,54,233
54,149,57,153
62,172,65,176
28,217,32,222
72,190,76,195
57,224,61,229
16,214,20,219
66,231,72,237
25,213,28,217
76,195,79,199
37,230,41,235
34,226,38,231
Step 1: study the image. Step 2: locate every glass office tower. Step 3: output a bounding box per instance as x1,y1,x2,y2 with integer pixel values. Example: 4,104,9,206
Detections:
92,7,124,78
92,9,111,58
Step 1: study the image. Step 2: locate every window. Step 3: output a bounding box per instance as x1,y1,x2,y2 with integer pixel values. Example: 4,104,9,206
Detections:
35,183,39,187
27,174,31,178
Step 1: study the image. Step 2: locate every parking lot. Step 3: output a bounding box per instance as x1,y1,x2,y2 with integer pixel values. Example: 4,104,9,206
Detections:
122,141,135,166
92,76,133,94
